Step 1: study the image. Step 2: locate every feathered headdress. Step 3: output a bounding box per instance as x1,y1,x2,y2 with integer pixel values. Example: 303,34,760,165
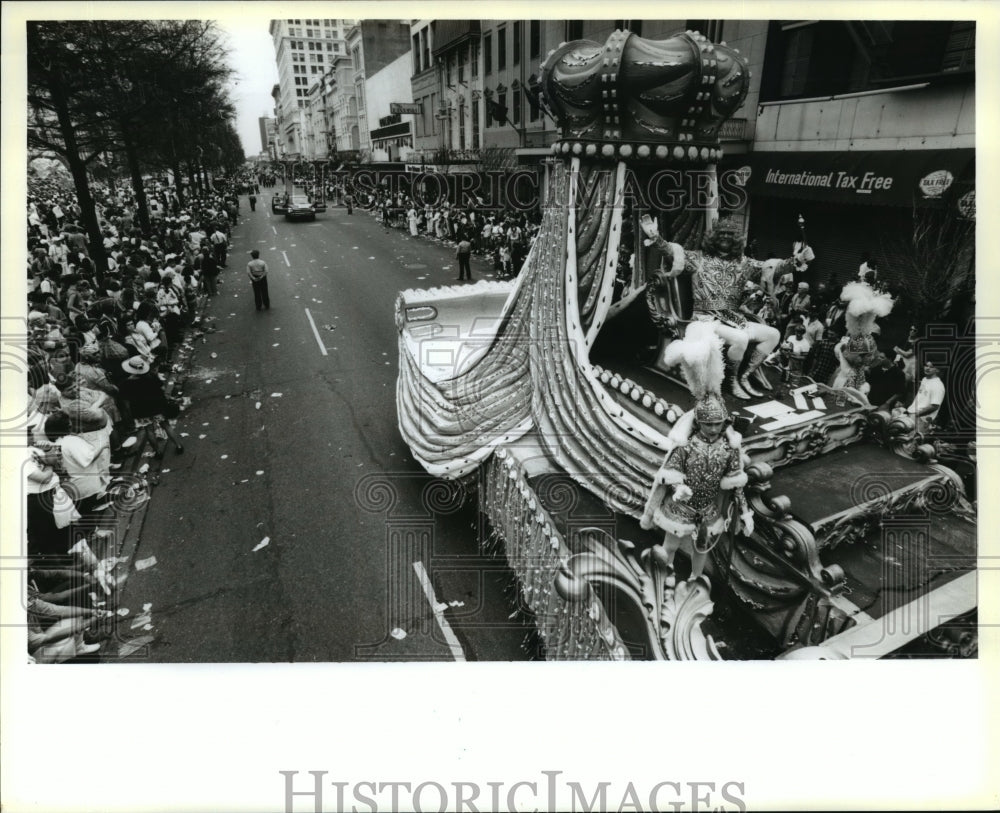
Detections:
840,281,894,336
662,320,728,422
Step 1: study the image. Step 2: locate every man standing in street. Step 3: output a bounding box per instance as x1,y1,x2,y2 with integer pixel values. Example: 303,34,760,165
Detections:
249,193,257,212
246,249,270,311
456,235,473,281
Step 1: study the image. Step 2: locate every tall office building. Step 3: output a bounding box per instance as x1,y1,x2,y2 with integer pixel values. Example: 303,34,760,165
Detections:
269,18,354,158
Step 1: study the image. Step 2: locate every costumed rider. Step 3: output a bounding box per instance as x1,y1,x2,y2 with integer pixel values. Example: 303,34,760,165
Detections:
832,281,894,394
639,214,803,400
640,321,754,584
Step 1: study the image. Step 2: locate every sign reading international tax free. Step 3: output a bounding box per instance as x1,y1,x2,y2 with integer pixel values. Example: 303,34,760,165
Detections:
390,102,422,115
764,168,894,194
738,149,973,207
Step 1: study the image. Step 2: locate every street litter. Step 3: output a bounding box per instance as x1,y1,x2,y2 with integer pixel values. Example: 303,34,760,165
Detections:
271,393,282,398
221,454,229,460
117,608,130,617
143,603,152,612
255,402,261,410
134,556,157,571
118,634,155,658
390,628,407,640
252,536,270,552
198,434,207,439
256,470,264,475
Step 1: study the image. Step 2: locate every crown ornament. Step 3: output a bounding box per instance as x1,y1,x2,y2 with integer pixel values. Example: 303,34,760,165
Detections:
541,29,750,164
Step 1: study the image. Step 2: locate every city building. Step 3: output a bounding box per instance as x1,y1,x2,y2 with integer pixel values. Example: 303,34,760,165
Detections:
269,18,353,159
342,21,413,164
735,20,975,289
257,116,275,153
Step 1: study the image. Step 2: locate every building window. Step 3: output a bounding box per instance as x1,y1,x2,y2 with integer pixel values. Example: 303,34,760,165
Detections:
484,33,492,75
530,20,540,58
498,27,507,70
413,33,420,73
472,99,480,148
458,103,466,150
513,22,521,65
422,30,430,72
512,88,521,125
458,43,466,84
497,91,507,127
471,40,480,78
529,90,539,122
446,53,453,87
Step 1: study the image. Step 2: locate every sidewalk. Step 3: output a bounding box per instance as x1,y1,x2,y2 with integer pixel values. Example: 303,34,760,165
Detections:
86,276,225,660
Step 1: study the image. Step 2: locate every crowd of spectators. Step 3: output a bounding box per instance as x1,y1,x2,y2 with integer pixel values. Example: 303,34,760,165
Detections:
345,182,542,280
24,169,254,662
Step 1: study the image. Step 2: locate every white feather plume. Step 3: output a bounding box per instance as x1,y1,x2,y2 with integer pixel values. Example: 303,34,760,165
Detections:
661,321,726,401
840,281,894,335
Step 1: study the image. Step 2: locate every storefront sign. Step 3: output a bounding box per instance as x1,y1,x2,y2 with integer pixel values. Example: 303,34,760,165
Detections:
390,102,422,115
736,149,973,207
957,190,976,219
763,168,894,194
919,169,954,198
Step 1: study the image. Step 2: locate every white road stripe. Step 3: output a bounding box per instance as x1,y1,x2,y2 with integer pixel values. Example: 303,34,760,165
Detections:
281,250,290,266
412,561,466,661
272,225,277,235
304,308,328,356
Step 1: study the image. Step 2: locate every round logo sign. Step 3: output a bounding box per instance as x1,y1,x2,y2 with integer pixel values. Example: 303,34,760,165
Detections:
919,169,954,198
732,165,752,186
956,190,976,220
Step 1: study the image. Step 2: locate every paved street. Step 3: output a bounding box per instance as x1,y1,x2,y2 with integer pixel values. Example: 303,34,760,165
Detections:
115,195,531,661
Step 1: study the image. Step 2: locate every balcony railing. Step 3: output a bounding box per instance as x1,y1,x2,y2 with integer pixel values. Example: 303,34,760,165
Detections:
719,117,748,141
430,148,481,163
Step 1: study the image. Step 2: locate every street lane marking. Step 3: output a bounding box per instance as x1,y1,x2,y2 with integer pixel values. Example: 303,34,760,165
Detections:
412,561,466,661
282,250,290,266
272,225,277,235
304,308,328,356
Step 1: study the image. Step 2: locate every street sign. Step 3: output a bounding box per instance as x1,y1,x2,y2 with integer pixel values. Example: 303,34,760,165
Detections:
390,102,422,115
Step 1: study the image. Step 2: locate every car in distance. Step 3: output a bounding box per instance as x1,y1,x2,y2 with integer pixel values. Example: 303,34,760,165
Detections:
271,194,289,215
284,195,316,221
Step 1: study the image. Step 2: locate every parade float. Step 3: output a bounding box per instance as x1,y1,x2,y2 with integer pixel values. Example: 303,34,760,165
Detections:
395,30,977,660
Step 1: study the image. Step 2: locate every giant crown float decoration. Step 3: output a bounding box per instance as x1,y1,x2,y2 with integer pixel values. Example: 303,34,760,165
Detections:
541,29,750,163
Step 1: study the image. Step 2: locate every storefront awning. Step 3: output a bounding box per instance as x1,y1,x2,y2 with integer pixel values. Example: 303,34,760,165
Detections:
733,148,974,207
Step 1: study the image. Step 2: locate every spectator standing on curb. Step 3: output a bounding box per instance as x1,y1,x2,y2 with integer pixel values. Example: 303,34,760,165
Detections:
456,237,473,282
199,247,219,297
210,223,228,268
905,360,946,434
246,249,270,311
118,356,184,458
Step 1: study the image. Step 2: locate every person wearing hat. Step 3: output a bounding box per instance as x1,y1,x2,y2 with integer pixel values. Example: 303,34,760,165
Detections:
640,321,753,584
118,356,184,458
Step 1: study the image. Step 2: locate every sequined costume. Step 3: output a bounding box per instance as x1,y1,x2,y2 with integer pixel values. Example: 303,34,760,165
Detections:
685,252,765,330
646,434,748,551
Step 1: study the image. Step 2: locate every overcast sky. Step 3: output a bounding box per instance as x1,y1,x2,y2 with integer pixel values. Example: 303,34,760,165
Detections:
217,19,280,156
